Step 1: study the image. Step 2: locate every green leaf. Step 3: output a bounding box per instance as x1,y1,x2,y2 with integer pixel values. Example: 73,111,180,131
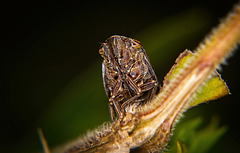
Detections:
162,49,230,108
169,117,227,153
188,117,227,153
189,72,230,107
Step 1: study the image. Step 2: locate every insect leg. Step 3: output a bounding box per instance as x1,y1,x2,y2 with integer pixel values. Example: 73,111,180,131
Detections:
121,93,142,110
140,80,159,101
147,85,159,102
108,102,115,121
109,78,124,120
140,80,158,92
109,97,122,119
122,79,158,109
121,75,143,109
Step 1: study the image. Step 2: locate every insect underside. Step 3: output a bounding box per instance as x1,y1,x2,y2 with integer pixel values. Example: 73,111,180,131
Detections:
99,35,159,120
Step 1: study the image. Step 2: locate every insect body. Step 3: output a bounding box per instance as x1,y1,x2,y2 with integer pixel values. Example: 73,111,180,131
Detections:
99,35,159,121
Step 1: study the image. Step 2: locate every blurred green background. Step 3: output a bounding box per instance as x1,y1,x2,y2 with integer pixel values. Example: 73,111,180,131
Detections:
1,1,240,153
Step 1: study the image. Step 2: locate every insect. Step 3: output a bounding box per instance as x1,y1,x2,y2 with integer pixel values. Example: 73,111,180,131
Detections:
99,35,159,121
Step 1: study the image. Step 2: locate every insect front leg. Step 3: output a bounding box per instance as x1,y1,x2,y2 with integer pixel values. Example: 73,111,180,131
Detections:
109,78,125,121
140,80,159,101
121,93,142,110
121,75,143,109
108,102,115,121
140,80,158,92
109,96,123,119
122,76,159,109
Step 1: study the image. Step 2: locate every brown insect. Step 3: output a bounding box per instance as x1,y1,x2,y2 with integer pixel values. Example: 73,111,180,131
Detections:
99,35,159,121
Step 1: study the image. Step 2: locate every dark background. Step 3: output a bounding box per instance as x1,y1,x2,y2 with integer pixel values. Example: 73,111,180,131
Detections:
1,1,239,153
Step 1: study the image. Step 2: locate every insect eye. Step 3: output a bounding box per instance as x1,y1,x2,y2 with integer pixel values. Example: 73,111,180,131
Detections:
131,41,141,49
99,48,104,55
